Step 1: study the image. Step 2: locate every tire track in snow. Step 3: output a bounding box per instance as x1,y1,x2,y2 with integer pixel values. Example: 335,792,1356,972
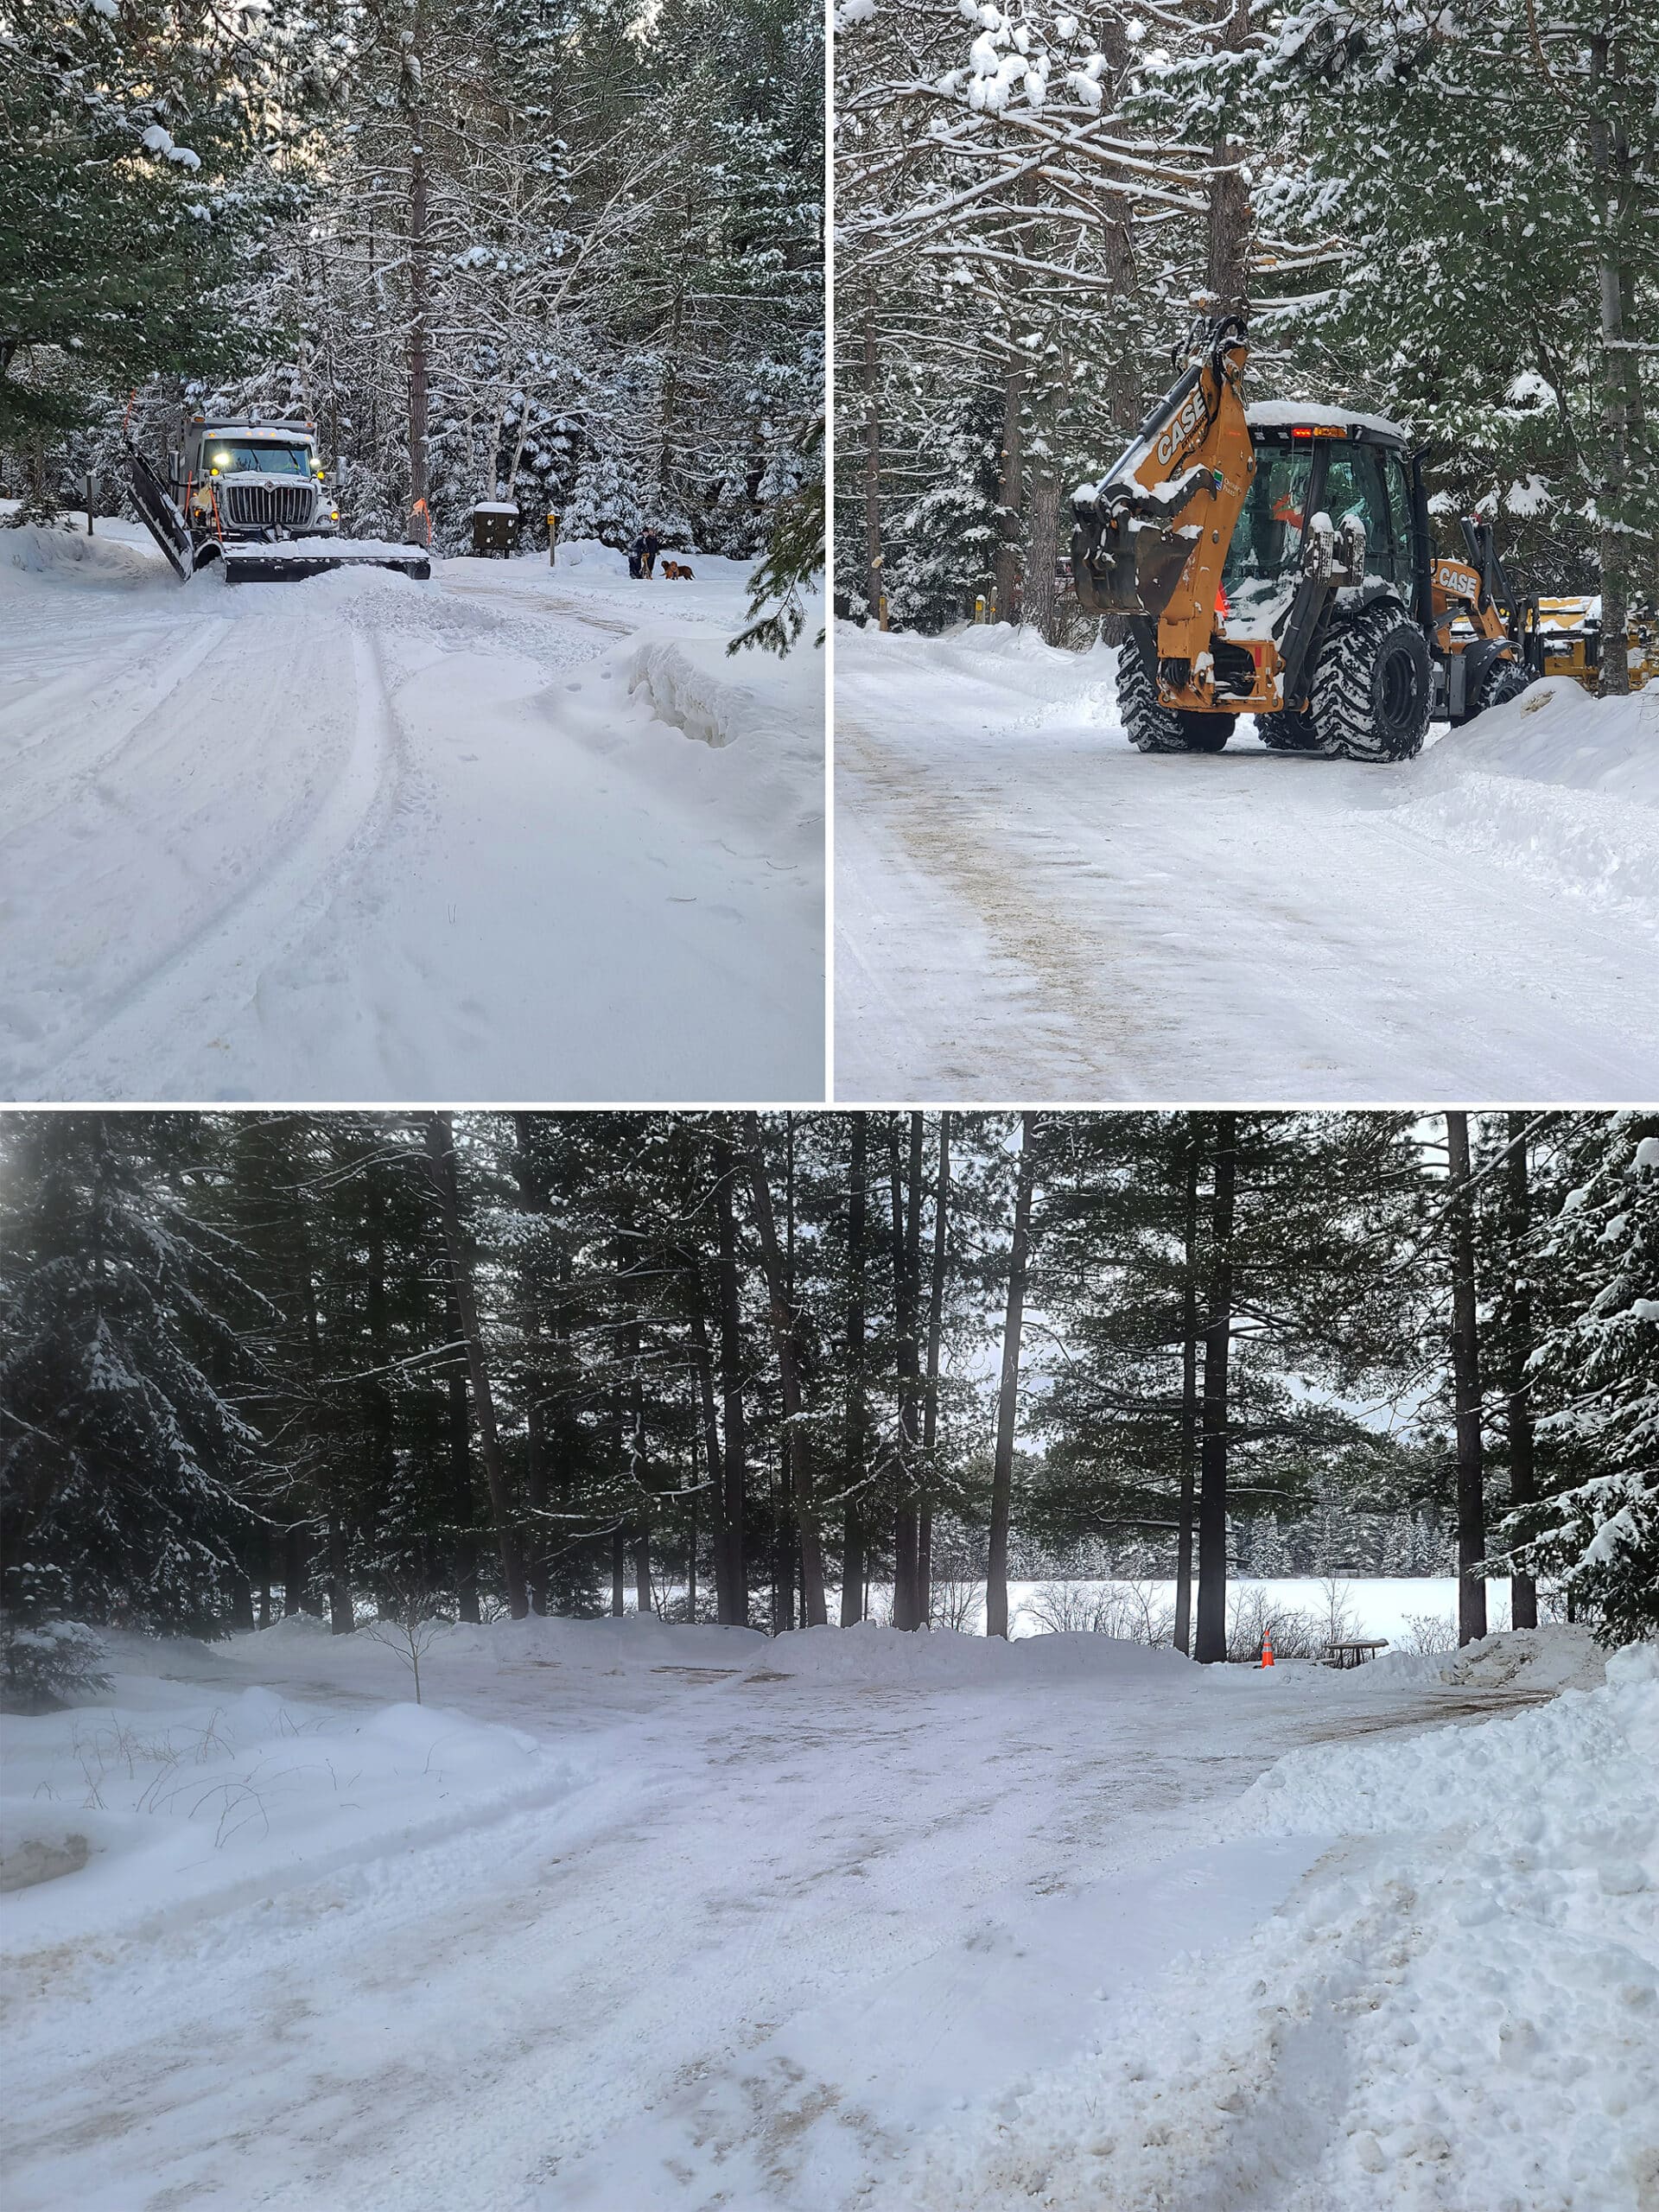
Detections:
1,618,230,832
837,700,1659,1100
25,630,402,1101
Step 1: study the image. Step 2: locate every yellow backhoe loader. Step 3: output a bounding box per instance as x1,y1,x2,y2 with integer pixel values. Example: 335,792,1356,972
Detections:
1071,315,1541,762
1532,596,1654,695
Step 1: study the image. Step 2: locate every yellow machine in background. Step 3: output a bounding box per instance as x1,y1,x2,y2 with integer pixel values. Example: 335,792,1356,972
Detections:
1535,597,1654,695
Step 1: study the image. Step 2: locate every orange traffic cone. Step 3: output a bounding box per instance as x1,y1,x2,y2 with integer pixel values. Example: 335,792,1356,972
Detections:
1261,1632,1274,1669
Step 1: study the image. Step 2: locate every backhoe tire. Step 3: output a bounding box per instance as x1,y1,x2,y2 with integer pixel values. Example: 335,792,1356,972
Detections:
1117,631,1236,755
1255,705,1321,753
1468,656,1533,720
1310,601,1433,764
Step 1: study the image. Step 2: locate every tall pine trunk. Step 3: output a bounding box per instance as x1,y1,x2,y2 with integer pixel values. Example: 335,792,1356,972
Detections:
1446,1111,1488,1646
986,1114,1037,1639
888,1118,924,1629
1590,34,1633,696
442,1279,480,1623
714,1139,749,1625
1173,1123,1201,1656
404,0,431,538
423,1112,529,1619
327,1514,353,1635
690,1308,732,1624
994,366,1024,622
1505,1113,1540,1631
283,1523,308,1618
1204,0,1253,315
1193,1114,1236,1665
842,1116,869,1626
918,1113,953,1626
861,309,885,622
741,1114,828,1626
512,1117,551,1616
1024,374,1063,645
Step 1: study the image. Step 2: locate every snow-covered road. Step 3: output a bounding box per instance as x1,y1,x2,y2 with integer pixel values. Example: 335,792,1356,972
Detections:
0,1616,1584,2210
835,625,1659,1102
1,525,823,1101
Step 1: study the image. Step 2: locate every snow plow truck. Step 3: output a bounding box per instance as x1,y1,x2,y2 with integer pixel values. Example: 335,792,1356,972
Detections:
1071,315,1541,762
124,411,430,583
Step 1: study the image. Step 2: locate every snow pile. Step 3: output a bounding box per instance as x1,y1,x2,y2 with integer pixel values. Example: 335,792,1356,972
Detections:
756,1620,1192,1688
1356,1622,1607,1696
1389,678,1659,918
626,635,773,750
554,535,632,575
1440,1621,1608,1693
1,522,162,592
1424,679,1659,803
837,616,1119,737
0,1677,579,1950
623,613,825,874
908,1635,1659,2212
625,598,827,750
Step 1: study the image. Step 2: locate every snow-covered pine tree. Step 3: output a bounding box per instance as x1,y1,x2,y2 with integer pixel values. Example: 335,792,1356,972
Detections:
1503,1112,1659,1644
0,1116,262,1630
0,0,318,495
563,448,647,547
1252,0,1659,635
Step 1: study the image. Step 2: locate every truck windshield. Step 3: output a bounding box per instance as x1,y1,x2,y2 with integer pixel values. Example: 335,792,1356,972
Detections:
204,442,314,476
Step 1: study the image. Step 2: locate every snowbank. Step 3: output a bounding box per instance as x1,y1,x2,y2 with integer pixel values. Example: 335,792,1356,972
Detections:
622,616,825,876
1422,677,1659,803
910,1634,1659,2212
0,1675,582,1952
757,1620,1192,1687
1386,677,1659,918
1,521,165,592
553,535,631,575
626,636,773,750
837,616,1118,735
1241,1629,1631,1837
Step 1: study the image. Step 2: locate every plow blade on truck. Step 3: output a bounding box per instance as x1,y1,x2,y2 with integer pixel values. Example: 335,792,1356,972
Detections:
125,443,194,580
217,542,431,584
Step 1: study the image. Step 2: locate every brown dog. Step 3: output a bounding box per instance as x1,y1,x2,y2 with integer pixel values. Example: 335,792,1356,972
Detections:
661,560,695,580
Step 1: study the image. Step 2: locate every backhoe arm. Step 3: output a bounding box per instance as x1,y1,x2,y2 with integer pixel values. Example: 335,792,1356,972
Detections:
1071,315,1255,660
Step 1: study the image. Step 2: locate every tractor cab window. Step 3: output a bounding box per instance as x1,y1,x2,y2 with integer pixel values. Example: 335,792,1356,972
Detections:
1382,450,1414,575
201,442,314,477
1320,444,1402,582
1222,448,1315,607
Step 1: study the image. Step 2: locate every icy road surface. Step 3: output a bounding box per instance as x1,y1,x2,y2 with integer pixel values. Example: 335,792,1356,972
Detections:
836,624,1659,1101
0,1613,1592,2211
0,524,823,1101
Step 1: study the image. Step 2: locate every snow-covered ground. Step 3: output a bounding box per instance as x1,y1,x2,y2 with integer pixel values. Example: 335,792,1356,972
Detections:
0,519,823,1101
4,1612,1649,2209
835,623,1659,1101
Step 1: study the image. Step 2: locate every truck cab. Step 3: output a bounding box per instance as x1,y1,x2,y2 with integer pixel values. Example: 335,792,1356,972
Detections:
169,418,338,550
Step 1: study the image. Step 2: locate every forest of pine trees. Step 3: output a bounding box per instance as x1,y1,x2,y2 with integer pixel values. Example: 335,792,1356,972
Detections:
3,1109,1653,1657
3,0,823,563
834,0,1657,645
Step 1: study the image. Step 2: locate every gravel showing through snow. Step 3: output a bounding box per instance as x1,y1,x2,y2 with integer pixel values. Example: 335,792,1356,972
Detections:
0,524,823,1100
835,624,1659,1101
2,1614,1628,2209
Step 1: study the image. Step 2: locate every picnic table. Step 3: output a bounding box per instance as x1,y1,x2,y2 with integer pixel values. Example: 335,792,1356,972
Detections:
1325,1638,1391,1669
